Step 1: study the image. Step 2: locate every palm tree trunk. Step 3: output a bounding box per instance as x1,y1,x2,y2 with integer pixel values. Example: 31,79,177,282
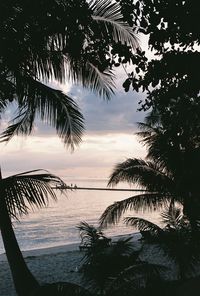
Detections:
0,193,39,295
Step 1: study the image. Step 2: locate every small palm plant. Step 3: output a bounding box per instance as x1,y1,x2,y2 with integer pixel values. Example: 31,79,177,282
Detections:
125,205,200,280
78,221,110,251
77,222,164,296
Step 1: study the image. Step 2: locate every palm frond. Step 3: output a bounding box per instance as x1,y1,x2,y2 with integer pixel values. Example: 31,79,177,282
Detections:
124,217,163,234
68,61,115,100
100,193,169,228
136,122,164,145
0,77,84,150
90,0,139,48
108,158,147,186
111,237,135,256
77,221,106,247
108,158,174,193
85,63,115,99
161,205,184,229
136,121,183,175
0,170,66,218
34,51,66,85
107,262,165,295
144,111,162,127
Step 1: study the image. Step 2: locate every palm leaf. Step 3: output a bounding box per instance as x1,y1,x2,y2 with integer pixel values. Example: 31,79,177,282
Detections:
0,77,84,150
77,221,106,247
161,205,184,229
85,63,115,99
67,61,115,100
34,0,139,101
90,0,139,48
136,122,183,175
0,169,66,219
100,193,170,228
109,237,135,257
108,158,174,193
124,216,163,234
107,262,165,295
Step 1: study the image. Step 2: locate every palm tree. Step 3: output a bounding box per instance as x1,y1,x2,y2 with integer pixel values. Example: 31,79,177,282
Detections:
100,157,174,227
0,168,67,296
77,221,110,251
0,0,139,149
100,114,200,233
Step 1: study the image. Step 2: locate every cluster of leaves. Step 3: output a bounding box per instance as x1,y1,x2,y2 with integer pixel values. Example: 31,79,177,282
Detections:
118,0,200,123
119,0,200,50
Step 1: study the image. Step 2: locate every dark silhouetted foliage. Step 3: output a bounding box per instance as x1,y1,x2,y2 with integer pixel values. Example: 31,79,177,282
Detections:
100,114,200,234
0,0,139,149
78,221,164,296
118,0,200,125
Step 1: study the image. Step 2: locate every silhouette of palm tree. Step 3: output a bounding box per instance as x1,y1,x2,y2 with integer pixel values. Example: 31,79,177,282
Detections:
100,115,200,234
0,168,66,296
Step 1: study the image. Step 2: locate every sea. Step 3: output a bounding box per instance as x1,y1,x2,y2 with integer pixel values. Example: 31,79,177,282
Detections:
0,178,161,254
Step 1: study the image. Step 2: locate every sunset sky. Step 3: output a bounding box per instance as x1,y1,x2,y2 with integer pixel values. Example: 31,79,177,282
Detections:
0,38,149,180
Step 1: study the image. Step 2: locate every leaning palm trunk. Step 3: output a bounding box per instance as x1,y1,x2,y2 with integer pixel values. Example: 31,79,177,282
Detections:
0,196,39,296
0,169,67,296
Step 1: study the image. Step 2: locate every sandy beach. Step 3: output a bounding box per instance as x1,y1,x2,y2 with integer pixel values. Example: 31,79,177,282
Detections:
0,244,85,296
0,234,140,295
0,233,184,296
0,232,180,296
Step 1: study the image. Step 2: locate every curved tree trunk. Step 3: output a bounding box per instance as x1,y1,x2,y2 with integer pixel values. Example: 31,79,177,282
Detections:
0,180,39,296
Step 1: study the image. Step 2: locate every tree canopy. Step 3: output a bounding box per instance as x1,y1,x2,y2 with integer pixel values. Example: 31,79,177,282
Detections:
118,0,200,121
0,0,138,149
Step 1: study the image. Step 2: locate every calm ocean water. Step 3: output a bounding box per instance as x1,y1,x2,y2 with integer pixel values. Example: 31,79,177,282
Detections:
0,178,160,254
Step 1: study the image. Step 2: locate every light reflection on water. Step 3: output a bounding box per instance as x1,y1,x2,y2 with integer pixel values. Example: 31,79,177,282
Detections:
0,178,161,254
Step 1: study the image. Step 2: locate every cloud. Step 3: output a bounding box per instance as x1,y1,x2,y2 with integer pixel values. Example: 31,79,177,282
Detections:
0,67,148,179
1,83,146,140
0,133,146,178
68,85,146,134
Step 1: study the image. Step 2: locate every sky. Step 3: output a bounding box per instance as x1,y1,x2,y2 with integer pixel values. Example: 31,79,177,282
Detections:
0,43,149,180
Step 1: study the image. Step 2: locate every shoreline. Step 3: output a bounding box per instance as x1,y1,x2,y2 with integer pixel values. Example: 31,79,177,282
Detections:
0,242,80,262
0,232,183,296
0,232,141,296
0,232,141,262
